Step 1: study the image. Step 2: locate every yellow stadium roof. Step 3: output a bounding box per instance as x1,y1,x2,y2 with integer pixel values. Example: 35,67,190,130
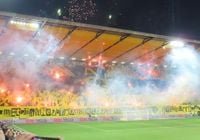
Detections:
0,11,200,64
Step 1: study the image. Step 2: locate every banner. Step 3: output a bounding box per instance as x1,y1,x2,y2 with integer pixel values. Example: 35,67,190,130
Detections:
0,104,200,119
0,107,121,119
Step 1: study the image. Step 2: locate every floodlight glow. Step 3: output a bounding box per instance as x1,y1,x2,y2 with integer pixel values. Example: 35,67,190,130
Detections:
10,52,15,56
10,20,40,29
59,56,65,60
172,47,196,60
71,57,76,60
30,22,40,29
81,58,86,61
0,51,2,55
112,61,117,64
10,20,15,24
121,62,125,64
169,40,185,47
130,62,134,65
49,56,54,59
102,60,107,63
92,59,97,62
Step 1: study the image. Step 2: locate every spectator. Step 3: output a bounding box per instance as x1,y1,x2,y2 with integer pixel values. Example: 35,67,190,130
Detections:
0,129,34,140
15,133,34,140
0,129,5,140
0,122,34,140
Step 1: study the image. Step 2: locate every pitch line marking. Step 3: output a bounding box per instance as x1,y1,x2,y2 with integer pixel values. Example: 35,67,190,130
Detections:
13,124,29,132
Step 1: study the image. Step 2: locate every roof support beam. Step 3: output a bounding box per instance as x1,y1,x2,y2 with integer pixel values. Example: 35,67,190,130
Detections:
195,45,200,51
88,34,129,61
56,26,77,47
27,20,47,45
155,55,165,62
0,19,10,36
69,31,104,57
108,37,153,62
133,42,168,61
45,27,77,55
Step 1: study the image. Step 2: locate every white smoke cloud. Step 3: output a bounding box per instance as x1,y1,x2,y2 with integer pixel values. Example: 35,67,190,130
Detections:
1,27,200,108
81,45,200,107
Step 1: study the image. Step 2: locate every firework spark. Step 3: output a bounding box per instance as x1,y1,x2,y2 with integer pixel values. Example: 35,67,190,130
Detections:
68,0,97,21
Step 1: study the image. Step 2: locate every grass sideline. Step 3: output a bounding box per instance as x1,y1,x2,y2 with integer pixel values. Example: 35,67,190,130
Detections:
16,118,200,140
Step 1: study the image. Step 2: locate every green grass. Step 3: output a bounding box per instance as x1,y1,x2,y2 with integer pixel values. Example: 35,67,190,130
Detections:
16,118,200,140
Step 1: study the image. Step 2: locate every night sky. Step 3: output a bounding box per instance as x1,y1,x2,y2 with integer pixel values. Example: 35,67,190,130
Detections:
0,0,200,40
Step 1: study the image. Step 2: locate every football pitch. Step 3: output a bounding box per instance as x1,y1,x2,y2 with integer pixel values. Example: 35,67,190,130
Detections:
16,118,200,140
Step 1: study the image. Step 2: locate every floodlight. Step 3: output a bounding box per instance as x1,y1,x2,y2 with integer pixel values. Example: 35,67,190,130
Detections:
30,22,40,29
10,52,15,56
169,40,185,47
71,57,76,60
59,56,65,60
102,60,107,63
81,58,86,61
9,20,40,29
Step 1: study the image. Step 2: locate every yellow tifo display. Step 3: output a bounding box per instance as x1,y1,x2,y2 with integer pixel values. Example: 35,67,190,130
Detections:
0,105,199,119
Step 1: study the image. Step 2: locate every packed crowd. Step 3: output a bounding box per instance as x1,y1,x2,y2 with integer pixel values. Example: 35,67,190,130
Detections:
0,121,62,140
0,90,80,107
0,88,146,108
0,121,33,140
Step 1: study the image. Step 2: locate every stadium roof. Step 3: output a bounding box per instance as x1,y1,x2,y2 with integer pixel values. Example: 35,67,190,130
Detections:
0,11,200,64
